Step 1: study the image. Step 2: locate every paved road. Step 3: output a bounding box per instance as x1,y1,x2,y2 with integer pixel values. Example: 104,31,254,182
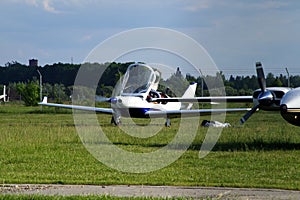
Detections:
1,184,300,199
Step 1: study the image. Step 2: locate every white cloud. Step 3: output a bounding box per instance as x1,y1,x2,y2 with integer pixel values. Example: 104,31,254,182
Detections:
42,0,60,13
4,0,215,13
24,0,38,7
3,0,60,13
182,0,212,12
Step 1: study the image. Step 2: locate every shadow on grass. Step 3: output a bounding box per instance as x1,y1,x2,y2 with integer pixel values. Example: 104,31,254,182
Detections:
189,141,300,151
28,109,72,114
87,140,300,152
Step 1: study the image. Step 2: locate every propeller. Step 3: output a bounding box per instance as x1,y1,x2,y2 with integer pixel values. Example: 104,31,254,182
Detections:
240,62,274,124
95,95,111,102
240,104,259,124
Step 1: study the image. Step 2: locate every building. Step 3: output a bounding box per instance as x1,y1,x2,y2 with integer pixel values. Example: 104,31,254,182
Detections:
29,59,38,67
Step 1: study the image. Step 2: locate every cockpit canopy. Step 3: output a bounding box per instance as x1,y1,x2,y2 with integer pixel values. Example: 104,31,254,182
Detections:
121,63,161,96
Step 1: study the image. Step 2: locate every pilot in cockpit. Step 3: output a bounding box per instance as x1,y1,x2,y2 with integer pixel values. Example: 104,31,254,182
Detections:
146,89,160,102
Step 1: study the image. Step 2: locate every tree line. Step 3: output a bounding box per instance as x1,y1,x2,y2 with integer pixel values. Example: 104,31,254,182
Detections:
1,61,300,106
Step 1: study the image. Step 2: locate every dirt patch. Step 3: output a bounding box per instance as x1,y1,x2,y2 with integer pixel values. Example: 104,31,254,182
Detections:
1,184,300,199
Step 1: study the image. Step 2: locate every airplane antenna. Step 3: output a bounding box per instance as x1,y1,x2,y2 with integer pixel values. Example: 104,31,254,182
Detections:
285,67,290,88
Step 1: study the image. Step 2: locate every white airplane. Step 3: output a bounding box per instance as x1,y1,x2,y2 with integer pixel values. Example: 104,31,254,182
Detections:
39,63,253,126
239,62,300,127
0,85,7,102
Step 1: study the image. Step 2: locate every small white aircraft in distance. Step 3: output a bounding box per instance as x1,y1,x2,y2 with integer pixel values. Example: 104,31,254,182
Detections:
239,62,300,127
0,85,7,102
39,63,253,126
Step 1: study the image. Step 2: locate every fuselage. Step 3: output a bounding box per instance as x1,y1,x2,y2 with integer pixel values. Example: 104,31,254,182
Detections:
110,63,183,119
112,95,181,118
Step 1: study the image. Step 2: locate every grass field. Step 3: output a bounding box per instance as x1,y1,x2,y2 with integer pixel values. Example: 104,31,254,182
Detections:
0,103,299,191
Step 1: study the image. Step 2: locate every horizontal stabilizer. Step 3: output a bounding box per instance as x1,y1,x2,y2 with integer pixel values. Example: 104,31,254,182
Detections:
39,97,113,114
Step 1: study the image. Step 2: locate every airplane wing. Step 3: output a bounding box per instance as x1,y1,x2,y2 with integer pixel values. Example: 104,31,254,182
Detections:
38,97,113,114
39,97,250,119
150,96,253,103
145,108,252,118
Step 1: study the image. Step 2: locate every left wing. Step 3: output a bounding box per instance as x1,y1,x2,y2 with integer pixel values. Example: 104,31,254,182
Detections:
39,97,113,114
150,96,253,103
145,108,251,118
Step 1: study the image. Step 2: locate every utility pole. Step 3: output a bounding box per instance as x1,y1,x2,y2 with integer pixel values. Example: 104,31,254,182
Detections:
285,67,290,88
37,69,42,101
199,68,204,108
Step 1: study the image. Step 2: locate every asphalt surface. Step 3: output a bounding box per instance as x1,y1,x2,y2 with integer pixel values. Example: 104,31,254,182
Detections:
1,184,300,199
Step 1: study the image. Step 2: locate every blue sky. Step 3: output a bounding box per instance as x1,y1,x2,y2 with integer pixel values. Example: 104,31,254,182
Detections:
1,0,300,76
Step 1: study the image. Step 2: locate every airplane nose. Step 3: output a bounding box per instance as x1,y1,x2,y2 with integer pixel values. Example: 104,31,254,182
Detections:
280,103,300,126
258,90,273,106
110,97,122,104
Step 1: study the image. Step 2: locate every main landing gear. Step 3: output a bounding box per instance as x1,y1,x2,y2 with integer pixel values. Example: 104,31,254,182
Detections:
165,118,171,127
111,111,121,126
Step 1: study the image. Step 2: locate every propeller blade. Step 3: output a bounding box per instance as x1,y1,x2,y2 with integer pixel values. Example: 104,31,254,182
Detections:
240,104,259,124
256,62,266,92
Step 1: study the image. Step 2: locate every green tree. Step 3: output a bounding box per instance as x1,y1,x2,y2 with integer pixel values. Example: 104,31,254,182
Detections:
266,73,275,87
53,83,69,103
17,81,40,106
225,86,238,96
273,78,283,87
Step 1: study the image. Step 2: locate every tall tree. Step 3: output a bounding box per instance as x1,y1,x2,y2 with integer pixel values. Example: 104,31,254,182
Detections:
16,81,40,106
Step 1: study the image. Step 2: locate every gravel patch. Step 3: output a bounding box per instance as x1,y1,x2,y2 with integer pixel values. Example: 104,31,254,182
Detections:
1,184,300,199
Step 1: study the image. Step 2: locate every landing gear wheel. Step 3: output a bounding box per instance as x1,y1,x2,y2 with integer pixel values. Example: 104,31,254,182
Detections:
111,116,121,126
165,118,171,127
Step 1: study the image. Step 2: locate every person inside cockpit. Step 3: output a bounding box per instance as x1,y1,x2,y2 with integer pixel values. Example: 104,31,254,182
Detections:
146,89,160,102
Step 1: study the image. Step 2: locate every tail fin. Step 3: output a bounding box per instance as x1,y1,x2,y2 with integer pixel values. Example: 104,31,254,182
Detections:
0,85,6,102
182,82,197,98
42,96,48,104
181,82,197,109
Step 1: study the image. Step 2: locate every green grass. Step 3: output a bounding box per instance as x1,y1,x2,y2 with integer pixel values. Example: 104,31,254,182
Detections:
0,104,299,190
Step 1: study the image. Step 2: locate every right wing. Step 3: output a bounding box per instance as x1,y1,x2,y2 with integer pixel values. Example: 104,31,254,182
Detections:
39,97,113,114
150,96,253,103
